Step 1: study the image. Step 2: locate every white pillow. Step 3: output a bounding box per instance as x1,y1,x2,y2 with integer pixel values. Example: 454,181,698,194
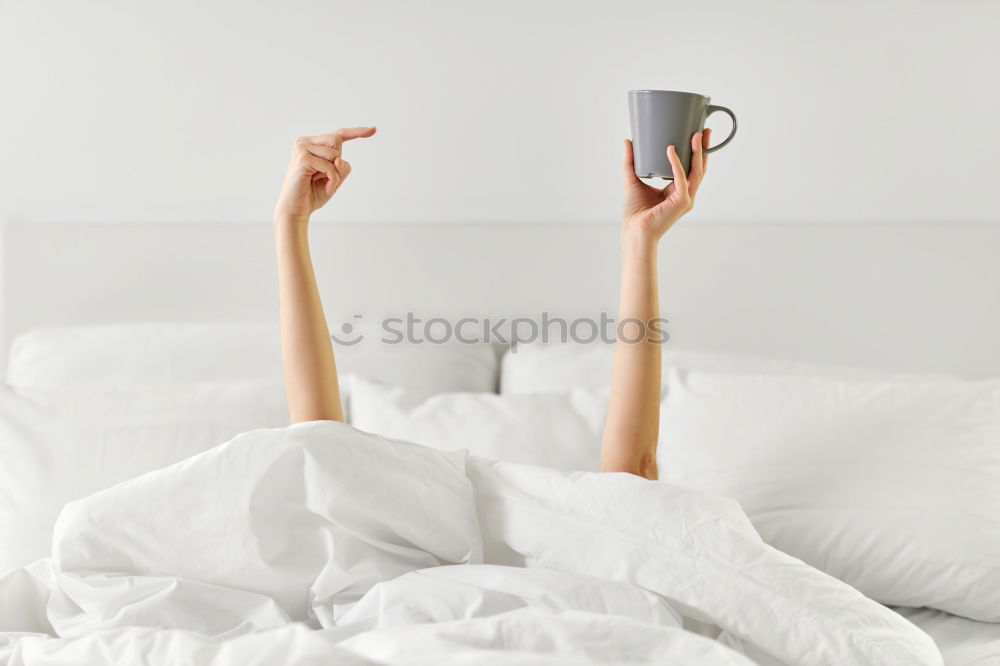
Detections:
0,380,289,573
349,377,606,472
500,342,624,394
333,328,499,395
5,324,283,388
661,368,1000,621
5,323,500,421
6,322,499,391
500,342,946,394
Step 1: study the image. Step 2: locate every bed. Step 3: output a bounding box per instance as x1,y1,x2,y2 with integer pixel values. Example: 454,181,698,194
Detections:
898,609,1000,666
1,221,999,664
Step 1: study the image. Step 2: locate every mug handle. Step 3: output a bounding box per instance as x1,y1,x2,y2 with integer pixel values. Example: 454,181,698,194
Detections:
704,105,737,154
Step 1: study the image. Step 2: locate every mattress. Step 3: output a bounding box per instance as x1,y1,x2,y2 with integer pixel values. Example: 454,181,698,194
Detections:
896,607,1000,665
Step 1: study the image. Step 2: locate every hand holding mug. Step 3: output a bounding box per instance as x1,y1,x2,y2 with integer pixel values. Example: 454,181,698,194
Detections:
622,129,711,241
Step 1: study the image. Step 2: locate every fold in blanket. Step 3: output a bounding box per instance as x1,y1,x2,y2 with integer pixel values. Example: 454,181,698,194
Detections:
0,421,942,665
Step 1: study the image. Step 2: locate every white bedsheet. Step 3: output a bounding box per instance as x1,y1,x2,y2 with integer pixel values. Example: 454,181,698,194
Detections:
0,422,943,665
896,608,1000,666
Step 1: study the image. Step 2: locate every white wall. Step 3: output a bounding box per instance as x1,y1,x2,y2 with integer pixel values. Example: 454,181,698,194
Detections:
7,221,1000,376
1,0,998,225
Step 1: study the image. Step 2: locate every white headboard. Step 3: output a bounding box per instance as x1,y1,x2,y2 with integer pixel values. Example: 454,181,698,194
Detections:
3,221,998,377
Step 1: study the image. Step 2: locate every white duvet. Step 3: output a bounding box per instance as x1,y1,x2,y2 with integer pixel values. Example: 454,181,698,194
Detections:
0,421,941,665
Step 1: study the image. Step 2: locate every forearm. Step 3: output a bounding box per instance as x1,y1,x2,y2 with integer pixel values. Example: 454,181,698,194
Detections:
275,214,344,423
601,231,662,479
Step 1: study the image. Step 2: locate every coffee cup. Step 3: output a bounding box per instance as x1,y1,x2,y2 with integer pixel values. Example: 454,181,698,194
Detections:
628,90,737,179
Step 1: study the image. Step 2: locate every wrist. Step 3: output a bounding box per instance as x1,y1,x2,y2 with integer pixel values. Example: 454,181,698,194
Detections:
620,226,658,280
621,227,658,261
274,211,311,232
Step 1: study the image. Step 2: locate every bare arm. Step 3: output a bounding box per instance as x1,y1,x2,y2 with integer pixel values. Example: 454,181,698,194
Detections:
274,127,376,423
601,129,710,479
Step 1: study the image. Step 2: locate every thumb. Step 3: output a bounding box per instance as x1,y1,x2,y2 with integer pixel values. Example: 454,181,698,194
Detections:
335,157,352,181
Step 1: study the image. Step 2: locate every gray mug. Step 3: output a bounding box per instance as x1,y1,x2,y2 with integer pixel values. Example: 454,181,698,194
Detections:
628,90,737,179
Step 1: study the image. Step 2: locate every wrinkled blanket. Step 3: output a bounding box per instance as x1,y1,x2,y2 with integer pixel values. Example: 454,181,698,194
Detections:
0,421,941,665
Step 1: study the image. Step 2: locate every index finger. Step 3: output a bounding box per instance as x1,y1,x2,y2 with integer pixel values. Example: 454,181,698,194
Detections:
687,130,705,195
307,126,377,147
666,144,688,192
689,129,715,197
701,128,712,174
